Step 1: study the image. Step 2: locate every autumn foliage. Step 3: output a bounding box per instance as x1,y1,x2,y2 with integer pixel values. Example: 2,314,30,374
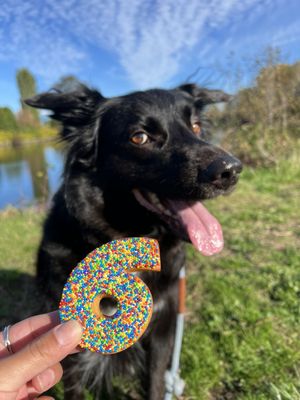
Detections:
210,58,300,166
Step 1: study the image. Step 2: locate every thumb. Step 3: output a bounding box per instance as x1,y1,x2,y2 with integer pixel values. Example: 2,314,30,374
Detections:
0,319,82,392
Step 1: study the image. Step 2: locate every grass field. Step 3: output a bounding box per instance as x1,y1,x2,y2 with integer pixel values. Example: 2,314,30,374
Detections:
0,156,299,400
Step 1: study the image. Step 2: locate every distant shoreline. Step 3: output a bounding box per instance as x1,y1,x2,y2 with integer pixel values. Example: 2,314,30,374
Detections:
0,135,57,148
0,126,59,148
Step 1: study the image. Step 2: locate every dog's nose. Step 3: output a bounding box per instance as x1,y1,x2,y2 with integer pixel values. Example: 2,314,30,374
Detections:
204,155,243,189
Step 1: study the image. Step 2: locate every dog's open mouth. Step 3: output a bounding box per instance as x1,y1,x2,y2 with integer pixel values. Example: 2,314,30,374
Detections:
133,189,223,256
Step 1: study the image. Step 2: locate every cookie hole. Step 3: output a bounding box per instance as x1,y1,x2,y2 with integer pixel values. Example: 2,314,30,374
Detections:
99,296,119,317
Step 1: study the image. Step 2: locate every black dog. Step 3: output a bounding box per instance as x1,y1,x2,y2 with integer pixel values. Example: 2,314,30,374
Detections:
26,83,242,400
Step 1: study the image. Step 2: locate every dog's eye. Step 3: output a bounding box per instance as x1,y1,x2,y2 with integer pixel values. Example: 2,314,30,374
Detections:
192,121,202,136
130,132,149,145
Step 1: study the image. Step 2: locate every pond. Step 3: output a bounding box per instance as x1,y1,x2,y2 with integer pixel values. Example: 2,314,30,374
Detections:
0,142,64,209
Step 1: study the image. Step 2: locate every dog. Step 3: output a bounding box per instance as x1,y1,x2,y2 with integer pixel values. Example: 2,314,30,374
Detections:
26,83,242,400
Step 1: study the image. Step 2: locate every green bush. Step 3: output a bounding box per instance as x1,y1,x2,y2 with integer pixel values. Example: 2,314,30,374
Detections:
220,125,299,167
0,107,18,131
207,57,300,167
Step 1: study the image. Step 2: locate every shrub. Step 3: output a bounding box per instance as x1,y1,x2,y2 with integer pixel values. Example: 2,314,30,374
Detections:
0,107,18,132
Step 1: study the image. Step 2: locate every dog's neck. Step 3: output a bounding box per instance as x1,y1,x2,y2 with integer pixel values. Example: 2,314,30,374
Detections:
62,172,164,241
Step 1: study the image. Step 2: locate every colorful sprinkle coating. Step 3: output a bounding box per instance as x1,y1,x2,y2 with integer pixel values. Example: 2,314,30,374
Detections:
59,237,160,354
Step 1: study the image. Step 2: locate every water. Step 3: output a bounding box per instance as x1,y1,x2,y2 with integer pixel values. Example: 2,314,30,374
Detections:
0,142,64,209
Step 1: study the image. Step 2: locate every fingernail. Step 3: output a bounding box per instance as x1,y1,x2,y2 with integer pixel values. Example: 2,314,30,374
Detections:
36,368,55,391
54,319,82,346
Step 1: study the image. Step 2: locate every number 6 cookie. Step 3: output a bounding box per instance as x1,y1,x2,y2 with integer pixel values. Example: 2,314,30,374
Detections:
59,237,160,354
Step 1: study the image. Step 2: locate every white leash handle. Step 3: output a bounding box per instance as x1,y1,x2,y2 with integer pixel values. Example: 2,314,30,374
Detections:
164,266,186,400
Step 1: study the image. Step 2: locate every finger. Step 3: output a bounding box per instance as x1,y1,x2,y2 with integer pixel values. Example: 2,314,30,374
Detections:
0,319,82,392
0,311,60,356
31,363,63,394
21,363,63,399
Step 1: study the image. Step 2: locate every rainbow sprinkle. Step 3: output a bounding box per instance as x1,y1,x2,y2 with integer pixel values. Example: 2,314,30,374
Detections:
59,237,160,354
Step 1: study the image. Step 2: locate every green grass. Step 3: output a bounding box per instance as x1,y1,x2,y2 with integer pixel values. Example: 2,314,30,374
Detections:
182,158,300,399
0,157,299,399
0,208,44,325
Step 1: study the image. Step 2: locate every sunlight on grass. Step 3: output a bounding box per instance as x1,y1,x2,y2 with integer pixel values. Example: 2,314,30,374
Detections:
0,206,43,274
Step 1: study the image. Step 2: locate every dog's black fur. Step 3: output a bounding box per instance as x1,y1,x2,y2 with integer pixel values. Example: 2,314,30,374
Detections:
26,83,242,400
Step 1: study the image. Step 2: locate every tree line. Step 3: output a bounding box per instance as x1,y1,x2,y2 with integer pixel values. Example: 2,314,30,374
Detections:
1,52,299,162
207,51,300,166
0,68,80,134
0,69,40,132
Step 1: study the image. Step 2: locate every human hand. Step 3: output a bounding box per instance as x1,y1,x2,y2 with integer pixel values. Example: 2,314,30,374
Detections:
0,311,82,400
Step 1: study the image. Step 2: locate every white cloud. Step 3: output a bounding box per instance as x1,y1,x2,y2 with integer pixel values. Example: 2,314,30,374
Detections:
270,21,300,47
0,0,280,88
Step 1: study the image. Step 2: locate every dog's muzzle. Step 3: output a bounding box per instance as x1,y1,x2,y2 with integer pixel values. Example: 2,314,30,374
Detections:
201,154,243,190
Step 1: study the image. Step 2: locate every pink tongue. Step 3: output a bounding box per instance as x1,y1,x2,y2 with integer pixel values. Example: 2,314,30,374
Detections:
170,201,223,256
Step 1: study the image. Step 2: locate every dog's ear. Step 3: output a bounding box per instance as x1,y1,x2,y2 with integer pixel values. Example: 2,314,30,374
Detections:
25,85,106,167
177,84,231,107
25,85,105,128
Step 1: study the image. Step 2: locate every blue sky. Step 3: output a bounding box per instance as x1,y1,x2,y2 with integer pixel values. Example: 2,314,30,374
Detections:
0,0,299,113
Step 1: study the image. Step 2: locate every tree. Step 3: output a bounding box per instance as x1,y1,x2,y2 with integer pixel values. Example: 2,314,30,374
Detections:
209,48,300,166
16,68,39,124
0,107,18,131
